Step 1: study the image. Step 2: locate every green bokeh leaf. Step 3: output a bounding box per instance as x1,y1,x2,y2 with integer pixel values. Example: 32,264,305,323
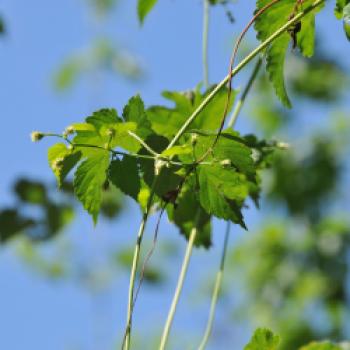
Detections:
244,328,280,350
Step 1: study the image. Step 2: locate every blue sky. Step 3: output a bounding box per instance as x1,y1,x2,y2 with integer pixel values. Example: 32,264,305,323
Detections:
1,0,349,349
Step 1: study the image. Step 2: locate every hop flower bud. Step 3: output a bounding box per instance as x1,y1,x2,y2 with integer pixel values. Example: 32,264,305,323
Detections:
155,159,166,176
191,133,198,146
63,125,75,137
52,157,64,170
31,131,44,142
220,159,232,167
106,128,115,138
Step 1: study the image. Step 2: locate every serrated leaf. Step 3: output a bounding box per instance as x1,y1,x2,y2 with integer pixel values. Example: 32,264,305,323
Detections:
137,0,158,24
73,108,140,154
244,328,280,350
254,0,324,107
147,87,235,140
48,143,82,187
109,156,140,200
192,130,256,179
122,94,152,139
198,165,248,227
74,151,110,224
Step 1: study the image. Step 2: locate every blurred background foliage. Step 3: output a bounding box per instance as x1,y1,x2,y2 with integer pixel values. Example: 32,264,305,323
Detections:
1,1,350,349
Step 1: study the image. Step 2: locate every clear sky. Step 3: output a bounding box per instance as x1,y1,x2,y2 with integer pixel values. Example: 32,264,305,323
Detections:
1,1,349,349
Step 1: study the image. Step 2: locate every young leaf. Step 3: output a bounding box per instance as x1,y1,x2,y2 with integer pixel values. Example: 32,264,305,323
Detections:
254,0,325,107
109,156,141,200
73,151,110,224
198,164,248,228
244,328,280,350
48,143,81,187
138,0,158,24
122,95,152,139
73,108,140,154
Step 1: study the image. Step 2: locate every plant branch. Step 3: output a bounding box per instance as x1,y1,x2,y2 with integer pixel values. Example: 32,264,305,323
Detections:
128,131,159,157
203,0,210,88
158,210,201,350
166,0,324,150
198,222,231,350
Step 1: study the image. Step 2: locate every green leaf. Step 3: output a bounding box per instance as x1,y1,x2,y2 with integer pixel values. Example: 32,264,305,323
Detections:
0,16,5,35
122,95,152,139
254,0,324,107
198,164,248,227
244,328,280,350
161,145,193,158
109,156,141,200
147,87,235,140
343,4,350,40
74,151,110,224
192,130,256,179
299,341,342,350
0,209,35,243
137,0,158,24
48,143,82,187
73,108,140,154
14,179,47,205
335,0,350,19
138,135,183,199
167,179,212,248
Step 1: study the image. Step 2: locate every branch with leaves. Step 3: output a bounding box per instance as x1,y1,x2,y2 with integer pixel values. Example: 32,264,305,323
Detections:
30,0,350,348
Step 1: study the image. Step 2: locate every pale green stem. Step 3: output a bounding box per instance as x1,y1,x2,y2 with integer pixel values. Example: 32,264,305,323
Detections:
167,0,324,150
123,176,159,350
128,131,159,157
203,0,210,88
158,211,201,350
227,57,263,128
198,222,231,350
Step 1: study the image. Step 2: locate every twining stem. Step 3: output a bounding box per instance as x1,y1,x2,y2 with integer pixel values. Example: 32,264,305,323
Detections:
158,211,201,350
198,222,231,350
167,0,324,151
198,57,263,350
123,176,159,350
203,0,210,88
128,131,159,157
227,57,263,128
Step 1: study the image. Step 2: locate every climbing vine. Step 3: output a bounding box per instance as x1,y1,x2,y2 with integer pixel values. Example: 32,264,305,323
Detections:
31,0,350,348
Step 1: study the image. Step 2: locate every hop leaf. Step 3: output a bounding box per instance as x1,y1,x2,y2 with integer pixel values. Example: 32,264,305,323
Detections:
74,152,110,224
48,143,81,187
254,0,325,107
